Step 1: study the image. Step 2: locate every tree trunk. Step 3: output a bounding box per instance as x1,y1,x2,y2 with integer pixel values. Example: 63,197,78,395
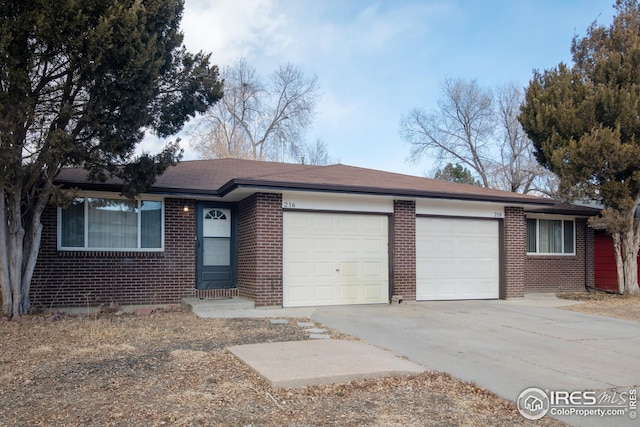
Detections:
621,222,640,294
0,189,12,316
7,189,26,317
0,184,50,318
20,183,50,314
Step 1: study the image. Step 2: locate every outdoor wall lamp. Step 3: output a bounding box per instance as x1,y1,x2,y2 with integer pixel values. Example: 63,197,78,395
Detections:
183,205,189,213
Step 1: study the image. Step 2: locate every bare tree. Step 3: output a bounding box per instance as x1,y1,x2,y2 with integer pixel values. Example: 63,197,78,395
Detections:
491,83,558,195
192,58,319,161
401,79,495,187
302,138,337,165
400,78,556,194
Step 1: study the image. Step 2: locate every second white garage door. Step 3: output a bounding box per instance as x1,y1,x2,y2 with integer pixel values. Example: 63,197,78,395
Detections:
416,217,500,300
283,212,389,307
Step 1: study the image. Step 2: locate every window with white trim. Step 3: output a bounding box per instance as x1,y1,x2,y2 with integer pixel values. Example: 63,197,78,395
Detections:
526,218,575,255
59,196,164,250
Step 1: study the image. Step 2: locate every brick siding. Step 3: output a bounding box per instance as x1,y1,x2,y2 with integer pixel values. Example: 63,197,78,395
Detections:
30,198,196,308
392,200,416,301
30,191,595,308
524,218,593,293
237,193,283,307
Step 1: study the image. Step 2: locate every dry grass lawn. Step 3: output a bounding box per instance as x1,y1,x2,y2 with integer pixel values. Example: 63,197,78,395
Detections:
0,309,563,427
558,291,640,322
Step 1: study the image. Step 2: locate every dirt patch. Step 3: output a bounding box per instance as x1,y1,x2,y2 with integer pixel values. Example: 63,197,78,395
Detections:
0,311,562,426
558,291,640,322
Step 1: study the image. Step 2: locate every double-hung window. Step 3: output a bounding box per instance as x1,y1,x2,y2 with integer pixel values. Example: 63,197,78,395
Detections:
59,196,164,251
526,218,575,255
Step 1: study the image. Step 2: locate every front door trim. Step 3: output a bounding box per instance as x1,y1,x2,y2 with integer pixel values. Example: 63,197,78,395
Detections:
196,202,237,290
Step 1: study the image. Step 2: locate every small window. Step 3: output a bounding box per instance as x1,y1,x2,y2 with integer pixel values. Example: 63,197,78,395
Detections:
202,208,231,267
59,196,164,251
526,218,575,255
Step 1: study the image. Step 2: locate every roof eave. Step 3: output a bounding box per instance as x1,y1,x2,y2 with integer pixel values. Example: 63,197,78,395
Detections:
223,178,558,206
56,177,562,207
525,207,601,217
55,181,224,198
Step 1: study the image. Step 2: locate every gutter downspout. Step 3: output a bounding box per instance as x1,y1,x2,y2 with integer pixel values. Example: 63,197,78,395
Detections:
585,221,589,291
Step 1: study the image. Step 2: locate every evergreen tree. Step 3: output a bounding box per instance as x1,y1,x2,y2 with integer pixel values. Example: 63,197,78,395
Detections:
434,163,482,186
519,0,640,294
0,0,223,317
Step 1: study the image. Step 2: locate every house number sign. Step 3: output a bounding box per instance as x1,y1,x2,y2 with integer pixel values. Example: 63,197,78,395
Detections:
282,201,296,209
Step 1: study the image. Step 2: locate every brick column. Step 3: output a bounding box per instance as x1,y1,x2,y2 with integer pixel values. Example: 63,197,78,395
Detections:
503,206,525,298
237,193,283,306
392,200,416,301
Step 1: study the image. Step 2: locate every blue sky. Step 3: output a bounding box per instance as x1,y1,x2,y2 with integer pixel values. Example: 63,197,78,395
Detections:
140,0,616,177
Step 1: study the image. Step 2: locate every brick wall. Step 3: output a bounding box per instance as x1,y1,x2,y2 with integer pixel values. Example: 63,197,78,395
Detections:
392,200,416,301
524,218,592,293
237,193,283,307
503,207,525,298
30,198,197,308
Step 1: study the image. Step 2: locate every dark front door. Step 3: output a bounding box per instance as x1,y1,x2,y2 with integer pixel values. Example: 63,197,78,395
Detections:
196,206,235,289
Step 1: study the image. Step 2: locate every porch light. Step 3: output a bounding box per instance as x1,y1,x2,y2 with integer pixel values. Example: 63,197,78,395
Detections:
183,205,189,212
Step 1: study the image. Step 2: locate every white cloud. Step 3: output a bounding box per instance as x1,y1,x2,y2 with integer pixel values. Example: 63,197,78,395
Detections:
290,2,449,60
173,1,453,170
181,0,291,65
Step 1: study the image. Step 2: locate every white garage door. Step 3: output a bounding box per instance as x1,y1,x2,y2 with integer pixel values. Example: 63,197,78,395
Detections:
416,217,499,300
283,212,389,307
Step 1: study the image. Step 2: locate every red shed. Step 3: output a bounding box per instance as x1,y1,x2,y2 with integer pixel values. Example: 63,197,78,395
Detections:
594,229,640,292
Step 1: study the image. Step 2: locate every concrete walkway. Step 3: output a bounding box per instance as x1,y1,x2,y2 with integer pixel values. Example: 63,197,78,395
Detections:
190,296,640,425
183,297,316,318
228,339,425,388
311,299,640,427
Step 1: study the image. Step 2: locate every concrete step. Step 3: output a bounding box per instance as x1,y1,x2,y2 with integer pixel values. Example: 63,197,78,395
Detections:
182,296,255,312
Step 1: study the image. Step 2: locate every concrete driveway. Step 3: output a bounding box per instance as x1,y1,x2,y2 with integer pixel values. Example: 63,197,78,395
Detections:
311,298,640,426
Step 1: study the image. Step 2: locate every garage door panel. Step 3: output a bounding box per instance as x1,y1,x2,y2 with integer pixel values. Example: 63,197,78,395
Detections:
339,238,359,254
363,283,385,300
340,284,360,301
471,258,499,274
417,217,499,301
283,212,389,307
286,287,310,305
314,215,334,230
362,216,386,231
363,237,386,254
339,261,359,277
314,238,335,255
287,238,310,256
457,241,498,258
473,239,499,255
314,285,337,303
314,262,335,278
287,262,310,278
364,261,383,276
339,216,359,232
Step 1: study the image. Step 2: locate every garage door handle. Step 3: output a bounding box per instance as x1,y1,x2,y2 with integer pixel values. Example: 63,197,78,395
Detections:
335,269,340,272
